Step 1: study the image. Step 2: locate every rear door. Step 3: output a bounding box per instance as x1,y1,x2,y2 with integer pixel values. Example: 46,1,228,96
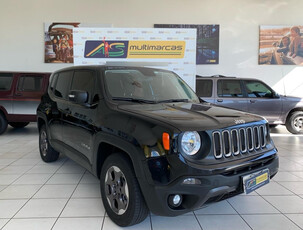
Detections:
243,80,282,122
49,71,73,145
215,79,248,111
13,74,47,119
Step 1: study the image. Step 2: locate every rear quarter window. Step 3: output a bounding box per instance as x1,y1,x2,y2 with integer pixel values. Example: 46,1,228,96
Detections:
0,74,13,91
196,79,213,97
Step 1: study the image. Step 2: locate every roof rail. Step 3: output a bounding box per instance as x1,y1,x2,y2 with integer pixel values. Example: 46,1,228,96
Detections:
196,74,236,78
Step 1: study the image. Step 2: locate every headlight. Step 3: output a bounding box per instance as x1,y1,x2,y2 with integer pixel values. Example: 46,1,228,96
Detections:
181,131,201,156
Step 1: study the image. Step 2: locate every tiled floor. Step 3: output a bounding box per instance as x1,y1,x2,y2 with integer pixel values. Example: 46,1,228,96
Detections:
0,124,303,230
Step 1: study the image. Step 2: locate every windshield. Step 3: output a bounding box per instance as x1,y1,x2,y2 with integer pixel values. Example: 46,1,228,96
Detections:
104,68,199,103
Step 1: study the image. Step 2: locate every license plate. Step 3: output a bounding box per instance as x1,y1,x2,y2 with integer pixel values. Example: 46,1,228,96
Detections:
242,169,270,194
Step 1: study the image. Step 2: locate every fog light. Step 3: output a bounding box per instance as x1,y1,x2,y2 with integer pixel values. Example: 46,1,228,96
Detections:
168,194,182,208
182,178,201,185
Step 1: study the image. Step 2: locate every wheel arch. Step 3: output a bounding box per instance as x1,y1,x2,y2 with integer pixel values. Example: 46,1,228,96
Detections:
92,133,147,181
285,107,303,123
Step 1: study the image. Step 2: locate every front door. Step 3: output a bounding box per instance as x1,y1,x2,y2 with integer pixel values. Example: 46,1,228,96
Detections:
243,80,282,123
62,70,96,164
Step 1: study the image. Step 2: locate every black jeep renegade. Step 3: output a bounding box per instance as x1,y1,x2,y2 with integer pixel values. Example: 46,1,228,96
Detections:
37,65,279,227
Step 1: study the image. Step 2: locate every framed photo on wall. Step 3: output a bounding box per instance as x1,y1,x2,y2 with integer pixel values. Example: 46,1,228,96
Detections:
154,24,219,65
259,25,303,65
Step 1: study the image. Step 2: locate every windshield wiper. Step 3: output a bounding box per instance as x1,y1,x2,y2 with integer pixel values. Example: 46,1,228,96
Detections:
157,99,189,103
111,97,157,104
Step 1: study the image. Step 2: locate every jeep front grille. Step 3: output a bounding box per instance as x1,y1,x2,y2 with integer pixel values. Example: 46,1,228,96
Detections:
213,125,267,159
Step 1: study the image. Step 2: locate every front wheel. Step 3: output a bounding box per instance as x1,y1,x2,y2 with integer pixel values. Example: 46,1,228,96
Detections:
100,153,149,227
39,125,60,162
286,111,303,134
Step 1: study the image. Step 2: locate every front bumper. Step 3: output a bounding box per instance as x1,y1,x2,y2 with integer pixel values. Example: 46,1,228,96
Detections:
138,151,279,216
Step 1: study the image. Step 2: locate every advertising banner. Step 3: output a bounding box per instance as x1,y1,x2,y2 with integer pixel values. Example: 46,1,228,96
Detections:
73,28,196,90
154,24,219,64
259,25,303,65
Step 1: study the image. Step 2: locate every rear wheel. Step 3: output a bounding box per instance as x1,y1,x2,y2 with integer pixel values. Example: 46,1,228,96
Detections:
286,111,303,134
9,122,29,128
100,153,149,227
39,125,59,162
0,113,8,135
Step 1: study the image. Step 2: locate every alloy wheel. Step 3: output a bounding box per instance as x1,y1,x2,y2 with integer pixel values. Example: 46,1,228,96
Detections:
105,166,129,215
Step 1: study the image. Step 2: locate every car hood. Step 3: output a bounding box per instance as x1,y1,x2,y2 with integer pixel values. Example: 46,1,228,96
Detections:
118,102,264,132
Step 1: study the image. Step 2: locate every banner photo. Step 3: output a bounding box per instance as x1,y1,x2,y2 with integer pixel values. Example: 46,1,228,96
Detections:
154,24,219,65
259,25,303,65
44,22,112,64
73,28,196,90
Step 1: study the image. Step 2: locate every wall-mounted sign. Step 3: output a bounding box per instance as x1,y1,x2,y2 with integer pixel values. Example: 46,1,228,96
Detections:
154,24,219,65
73,28,197,90
259,25,303,65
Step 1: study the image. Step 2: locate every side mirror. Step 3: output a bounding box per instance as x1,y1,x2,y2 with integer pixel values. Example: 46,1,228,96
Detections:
274,92,280,98
68,90,88,104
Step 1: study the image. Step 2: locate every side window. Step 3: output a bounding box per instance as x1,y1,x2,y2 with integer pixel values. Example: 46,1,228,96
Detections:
244,80,273,98
54,71,73,99
196,79,213,97
0,74,13,91
71,70,95,102
49,74,58,92
217,80,243,97
17,76,43,92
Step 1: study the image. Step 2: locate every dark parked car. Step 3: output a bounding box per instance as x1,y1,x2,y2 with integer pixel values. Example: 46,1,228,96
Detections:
0,72,50,134
37,66,278,226
196,75,303,134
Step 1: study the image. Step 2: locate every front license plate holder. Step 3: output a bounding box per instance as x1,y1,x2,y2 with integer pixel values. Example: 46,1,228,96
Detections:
242,169,270,194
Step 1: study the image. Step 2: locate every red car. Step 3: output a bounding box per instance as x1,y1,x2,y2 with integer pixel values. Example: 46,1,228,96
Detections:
0,72,50,134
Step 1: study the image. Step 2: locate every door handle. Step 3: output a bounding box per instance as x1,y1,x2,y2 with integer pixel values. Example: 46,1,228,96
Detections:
250,100,256,103
217,99,223,102
15,93,22,96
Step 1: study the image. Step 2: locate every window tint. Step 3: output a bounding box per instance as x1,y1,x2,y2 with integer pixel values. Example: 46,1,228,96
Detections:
104,69,199,102
244,80,273,98
0,74,13,91
50,74,58,92
217,80,243,97
71,71,95,94
54,71,73,99
196,79,213,97
17,76,43,92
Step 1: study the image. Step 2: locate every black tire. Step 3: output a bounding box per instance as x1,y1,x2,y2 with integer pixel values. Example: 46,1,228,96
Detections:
9,122,29,128
286,111,303,134
39,125,59,162
100,153,149,227
0,113,8,135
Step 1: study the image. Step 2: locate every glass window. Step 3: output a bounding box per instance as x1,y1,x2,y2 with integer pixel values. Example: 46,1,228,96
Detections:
71,71,95,94
50,74,58,92
196,79,213,97
104,68,199,103
17,76,43,92
0,74,13,91
244,80,274,98
217,80,243,97
54,71,73,99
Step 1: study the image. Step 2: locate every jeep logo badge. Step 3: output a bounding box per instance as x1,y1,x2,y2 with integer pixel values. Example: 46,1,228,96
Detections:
234,119,246,124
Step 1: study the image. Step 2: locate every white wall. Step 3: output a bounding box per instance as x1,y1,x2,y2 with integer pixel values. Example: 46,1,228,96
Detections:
1,0,303,96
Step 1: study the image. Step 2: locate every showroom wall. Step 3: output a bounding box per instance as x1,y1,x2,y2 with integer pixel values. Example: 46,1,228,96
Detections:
1,0,303,96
